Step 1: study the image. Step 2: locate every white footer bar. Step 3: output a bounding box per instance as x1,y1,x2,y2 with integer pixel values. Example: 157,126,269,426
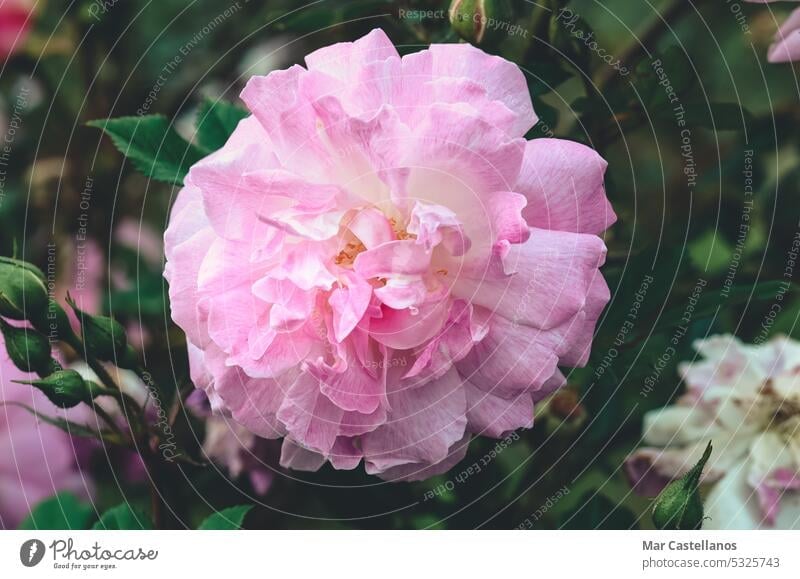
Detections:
1,531,797,578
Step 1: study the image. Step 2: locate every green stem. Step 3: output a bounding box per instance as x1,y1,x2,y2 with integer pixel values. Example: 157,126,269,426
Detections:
63,334,145,427
521,0,556,63
595,0,705,91
91,403,128,442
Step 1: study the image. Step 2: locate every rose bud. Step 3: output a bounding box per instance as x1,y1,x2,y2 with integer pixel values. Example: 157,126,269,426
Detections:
0,319,55,375
651,441,712,530
449,0,512,45
67,297,128,362
15,369,97,409
539,388,587,435
0,259,49,323
35,300,80,345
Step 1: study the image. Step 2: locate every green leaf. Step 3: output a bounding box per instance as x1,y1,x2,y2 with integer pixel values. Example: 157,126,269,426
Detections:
659,102,754,132
600,244,685,336
198,505,253,530
19,493,94,530
88,116,205,185
195,99,249,153
650,46,694,108
688,230,734,275
410,514,445,530
274,0,391,34
526,62,573,98
92,503,153,530
0,401,113,440
653,281,789,333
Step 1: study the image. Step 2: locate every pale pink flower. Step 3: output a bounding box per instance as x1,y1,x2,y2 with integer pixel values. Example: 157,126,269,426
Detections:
769,7,800,62
114,217,163,270
57,238,104,335
202,415,276,495
746,0,800,62
165,29,615,481
112,217,165,350
0,0,34,59
627,335,800,529
0,335,87,528
187,388,276,495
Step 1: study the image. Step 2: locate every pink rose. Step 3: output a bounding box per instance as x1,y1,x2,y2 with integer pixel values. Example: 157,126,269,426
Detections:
0,0,34,59
164,29,615,481
0,334,87,528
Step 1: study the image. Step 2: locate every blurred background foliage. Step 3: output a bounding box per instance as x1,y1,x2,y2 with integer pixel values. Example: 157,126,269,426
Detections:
2,0,799,529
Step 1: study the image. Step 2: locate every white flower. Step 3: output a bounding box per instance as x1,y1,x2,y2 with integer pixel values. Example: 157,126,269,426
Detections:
627,335,800,529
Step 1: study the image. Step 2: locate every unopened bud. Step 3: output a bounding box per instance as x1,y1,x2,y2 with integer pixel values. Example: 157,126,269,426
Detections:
538,388,586,435
449,0,512,45
549,389,585,422
652,441,712,530
34,300,79,345
0,320,55,375
67,297,127,362
0,259,49,323
15,369,95,409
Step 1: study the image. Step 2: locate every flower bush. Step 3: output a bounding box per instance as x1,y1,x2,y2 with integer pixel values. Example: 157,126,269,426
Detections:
1,0,799,531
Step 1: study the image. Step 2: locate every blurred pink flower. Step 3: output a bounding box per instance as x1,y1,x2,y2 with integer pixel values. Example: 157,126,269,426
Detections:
187,389,277,495
746,0,800,62
626,335,800,529
165,29,615,481
0,334,87,528
203,416,276,495
0,0,34,59
57,238,104,336
769,7,800,62
112,217,164,350
114,217,163,270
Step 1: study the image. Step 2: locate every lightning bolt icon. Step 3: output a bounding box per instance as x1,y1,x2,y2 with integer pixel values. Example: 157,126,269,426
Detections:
28,542,38,563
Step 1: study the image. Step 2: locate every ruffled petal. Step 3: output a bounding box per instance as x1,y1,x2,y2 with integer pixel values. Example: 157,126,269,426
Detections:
454,227,608,331
516,139,615,235
362,367,467,474
465,382,534,438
